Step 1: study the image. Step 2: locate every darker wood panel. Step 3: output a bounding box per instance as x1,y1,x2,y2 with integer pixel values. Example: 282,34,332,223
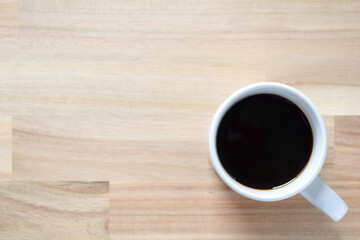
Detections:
334,117,360,181
0,181,109,240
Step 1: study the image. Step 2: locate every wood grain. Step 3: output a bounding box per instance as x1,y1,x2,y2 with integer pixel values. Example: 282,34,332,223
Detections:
334,117,360,181
12,115,214,182
324,116,334,148
110,182,360,240
0,0,18,40
0,0,360,239
0,116,12,179
0,0,359,117
0,181,109,240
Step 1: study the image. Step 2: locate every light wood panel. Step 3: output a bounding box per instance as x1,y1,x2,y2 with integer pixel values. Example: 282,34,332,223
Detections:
0,181,109,240
0,0,18,40
324,116,334,148
0,0,359,117
110,182,360,240
265,44,360,115
12,115,214,182
0,116,12,179
0,0,360,239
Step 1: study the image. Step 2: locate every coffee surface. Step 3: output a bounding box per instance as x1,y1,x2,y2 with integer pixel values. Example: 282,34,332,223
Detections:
216,94,313,189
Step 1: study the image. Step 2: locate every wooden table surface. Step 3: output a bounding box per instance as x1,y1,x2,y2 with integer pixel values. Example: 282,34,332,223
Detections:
1,0,360,239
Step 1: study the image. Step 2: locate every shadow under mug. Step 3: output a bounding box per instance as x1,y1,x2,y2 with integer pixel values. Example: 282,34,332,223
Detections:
209,82,348,221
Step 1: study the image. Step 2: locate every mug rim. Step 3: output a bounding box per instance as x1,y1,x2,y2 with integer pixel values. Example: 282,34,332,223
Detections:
208,82,327,201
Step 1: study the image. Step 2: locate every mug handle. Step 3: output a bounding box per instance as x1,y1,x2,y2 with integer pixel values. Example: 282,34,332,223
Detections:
300,177,348,221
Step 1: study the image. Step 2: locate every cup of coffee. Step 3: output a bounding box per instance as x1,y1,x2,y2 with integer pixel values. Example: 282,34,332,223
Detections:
209,82,347,221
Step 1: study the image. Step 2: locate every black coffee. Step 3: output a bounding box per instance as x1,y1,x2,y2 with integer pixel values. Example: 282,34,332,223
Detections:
216,94,313,189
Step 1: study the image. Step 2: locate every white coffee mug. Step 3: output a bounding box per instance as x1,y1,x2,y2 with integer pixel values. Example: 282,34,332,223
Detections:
209,82,348,221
